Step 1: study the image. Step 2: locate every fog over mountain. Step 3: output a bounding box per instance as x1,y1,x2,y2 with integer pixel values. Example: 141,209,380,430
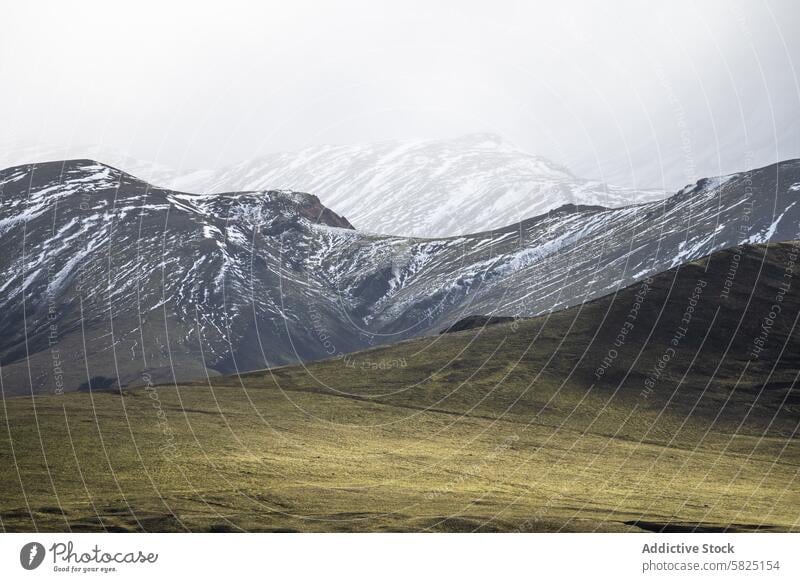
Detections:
2,1,798,191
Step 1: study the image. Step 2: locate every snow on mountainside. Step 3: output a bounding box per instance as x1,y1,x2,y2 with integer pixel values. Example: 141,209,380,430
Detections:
166,134,665,237
1,135,664,238
1,157,799,395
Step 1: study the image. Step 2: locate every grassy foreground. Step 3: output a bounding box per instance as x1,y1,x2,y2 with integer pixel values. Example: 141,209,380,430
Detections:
1,242,799,532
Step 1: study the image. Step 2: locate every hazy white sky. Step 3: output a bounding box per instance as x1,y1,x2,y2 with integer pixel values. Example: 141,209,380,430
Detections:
1,0,798,190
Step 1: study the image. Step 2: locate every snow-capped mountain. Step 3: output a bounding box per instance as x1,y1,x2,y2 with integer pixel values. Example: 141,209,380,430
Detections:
166,134,665,237
1,157,798,394
1,135,665,238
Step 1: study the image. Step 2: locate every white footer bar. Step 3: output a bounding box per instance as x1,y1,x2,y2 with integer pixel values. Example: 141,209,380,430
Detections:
1,533,797,581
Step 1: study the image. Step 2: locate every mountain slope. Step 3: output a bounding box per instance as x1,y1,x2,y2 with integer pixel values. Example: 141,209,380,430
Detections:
167,134,665,237
1,158,799,395
2,242,798,532
0,160,356,394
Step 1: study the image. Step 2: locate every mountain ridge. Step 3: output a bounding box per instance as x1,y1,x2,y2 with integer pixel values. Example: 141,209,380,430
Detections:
1,157,799,395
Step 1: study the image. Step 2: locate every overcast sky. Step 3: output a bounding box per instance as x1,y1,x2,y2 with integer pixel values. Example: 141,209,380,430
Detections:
1,0,798,191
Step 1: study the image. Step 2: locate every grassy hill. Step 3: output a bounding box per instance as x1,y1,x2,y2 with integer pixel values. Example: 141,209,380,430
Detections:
1,242,799,532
